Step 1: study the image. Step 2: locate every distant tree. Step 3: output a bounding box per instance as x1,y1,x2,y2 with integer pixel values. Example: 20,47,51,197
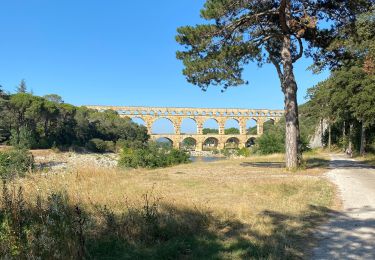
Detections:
176,0,373,168
247,126,257,135
203,128,218,135
16,79,27,93
44,94,64,104
0,85,11,143
224,127,240,135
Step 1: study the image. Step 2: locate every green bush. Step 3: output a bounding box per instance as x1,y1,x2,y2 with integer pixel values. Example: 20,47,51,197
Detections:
0,149,34,178
104,141,115,152
10,126,36,149
255,131,285,154
118,143,190,169
86,138,114,153
116,138,145,151
236,147,251,157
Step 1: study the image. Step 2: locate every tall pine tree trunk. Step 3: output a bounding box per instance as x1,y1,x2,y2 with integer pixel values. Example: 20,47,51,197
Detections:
328,121,331,151
360,122,366,156
320,118,324,146
342,121,346,151
282,34,300,169
348,122,353,157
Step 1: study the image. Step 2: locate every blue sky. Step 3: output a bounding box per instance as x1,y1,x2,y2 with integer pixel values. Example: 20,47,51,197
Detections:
0,1,329,133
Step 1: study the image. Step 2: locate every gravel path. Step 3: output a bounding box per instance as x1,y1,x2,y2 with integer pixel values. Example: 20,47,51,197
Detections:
312,154,375,259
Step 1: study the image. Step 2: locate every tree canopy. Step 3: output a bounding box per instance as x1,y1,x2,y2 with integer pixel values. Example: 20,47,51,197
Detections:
176,0,373,168
0,92,149,150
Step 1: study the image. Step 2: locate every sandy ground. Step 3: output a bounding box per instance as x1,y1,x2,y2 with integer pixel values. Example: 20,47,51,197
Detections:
312,154,375,259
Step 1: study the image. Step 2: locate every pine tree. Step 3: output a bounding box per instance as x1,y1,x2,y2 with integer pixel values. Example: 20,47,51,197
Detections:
17,79,27,93
176,0,373,169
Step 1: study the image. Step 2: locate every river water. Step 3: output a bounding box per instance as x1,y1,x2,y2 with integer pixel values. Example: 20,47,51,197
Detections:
189,156,226,163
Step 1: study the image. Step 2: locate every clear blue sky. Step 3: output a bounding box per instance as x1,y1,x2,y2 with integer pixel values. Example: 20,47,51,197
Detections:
0,1,329,133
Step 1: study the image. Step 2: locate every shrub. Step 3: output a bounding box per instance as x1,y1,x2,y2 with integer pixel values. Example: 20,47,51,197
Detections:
0,149,34,178
115,138,145,151
86,138,114,153
0,184,82,259
104,141,115,152
9,126,36,149
0,184,213,259
118,143,190,169
255,131,285,155
236,147,251,157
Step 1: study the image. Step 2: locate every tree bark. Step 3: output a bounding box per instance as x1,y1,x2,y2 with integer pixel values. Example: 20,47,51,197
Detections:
342,121,346,151
320,118,324,146
348,122,353,157
282,34,300,169
360,122,366,156
328,121,332,151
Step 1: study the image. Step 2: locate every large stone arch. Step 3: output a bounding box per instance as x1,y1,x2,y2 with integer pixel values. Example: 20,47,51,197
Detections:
202,136,219,151
263,118,276,134
180,117,198,134
202,118,220,135
246,118,259,135
246,137,256,147
130,116,147,126
154,136,174,147
225,137,240,149
224,118,241,135
180,136,197,151
151,117,175,134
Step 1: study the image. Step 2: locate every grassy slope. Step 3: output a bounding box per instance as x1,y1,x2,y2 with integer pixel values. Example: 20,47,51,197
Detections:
11,152,335,259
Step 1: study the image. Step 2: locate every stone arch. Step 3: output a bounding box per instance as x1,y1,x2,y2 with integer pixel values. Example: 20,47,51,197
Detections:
180,118,197,134
246,137,256,147
181,137,197,151
203,137,219,150
224,118,240,135
202,118,219,135
225,137,240,149
154,137,173,148
246,118,258,135
263,118,275,133
130,116,147,126
151,117,175,134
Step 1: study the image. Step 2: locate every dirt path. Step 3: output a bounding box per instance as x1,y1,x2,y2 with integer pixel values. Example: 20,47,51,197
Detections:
312,154,375,259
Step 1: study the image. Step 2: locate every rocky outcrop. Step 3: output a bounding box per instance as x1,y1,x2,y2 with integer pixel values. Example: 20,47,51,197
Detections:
309,119,328,148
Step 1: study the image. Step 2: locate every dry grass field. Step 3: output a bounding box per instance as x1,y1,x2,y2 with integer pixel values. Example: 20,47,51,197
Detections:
6,151,336,259
357,153,375,166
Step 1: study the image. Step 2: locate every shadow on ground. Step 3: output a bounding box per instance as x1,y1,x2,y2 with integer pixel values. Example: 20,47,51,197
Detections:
313,206,375,259
240,155,375,170
328,159,375,170
240,161,285,168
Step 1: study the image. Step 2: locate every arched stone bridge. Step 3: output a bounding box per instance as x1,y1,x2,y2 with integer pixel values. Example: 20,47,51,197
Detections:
86,106,284,151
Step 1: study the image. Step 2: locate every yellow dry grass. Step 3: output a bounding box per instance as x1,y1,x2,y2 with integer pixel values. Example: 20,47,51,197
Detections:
356,153,375,166
14,152,334,256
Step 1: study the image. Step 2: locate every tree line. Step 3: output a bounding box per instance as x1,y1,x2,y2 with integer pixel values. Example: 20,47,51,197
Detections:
306,11,375,156
0,84,149,150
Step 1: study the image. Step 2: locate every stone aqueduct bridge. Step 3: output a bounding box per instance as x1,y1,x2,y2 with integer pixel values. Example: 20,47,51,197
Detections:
86,106,284,151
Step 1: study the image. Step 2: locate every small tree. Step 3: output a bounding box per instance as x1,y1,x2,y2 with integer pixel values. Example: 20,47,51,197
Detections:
176,0,372,169
16,79,27,93
44,94,64,104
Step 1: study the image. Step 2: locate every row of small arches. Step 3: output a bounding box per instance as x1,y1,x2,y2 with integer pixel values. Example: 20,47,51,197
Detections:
116,110,282,117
